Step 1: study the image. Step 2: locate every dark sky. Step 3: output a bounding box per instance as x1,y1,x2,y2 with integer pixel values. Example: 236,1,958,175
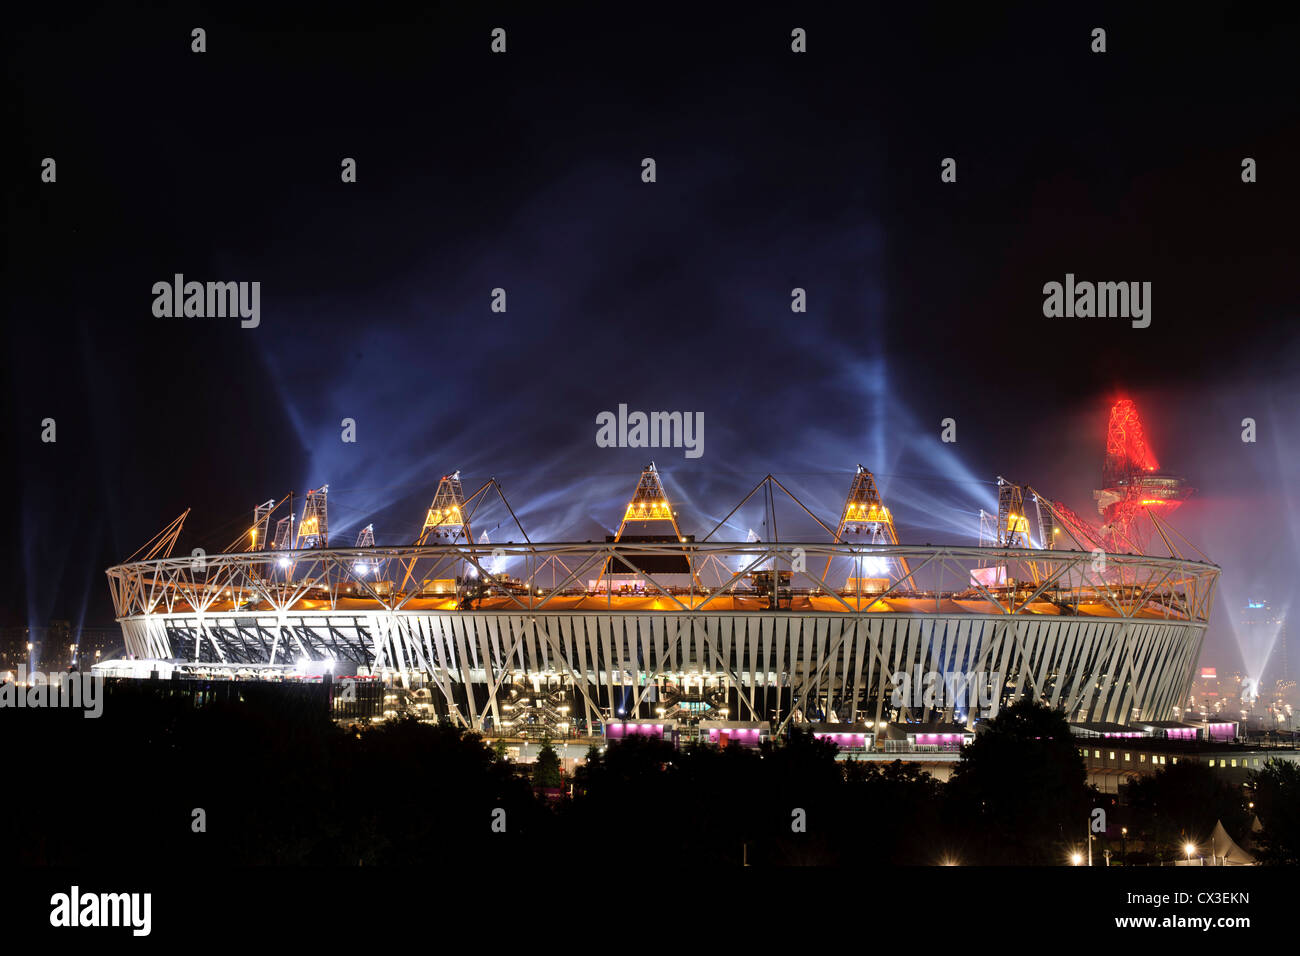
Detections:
4,3,1298,673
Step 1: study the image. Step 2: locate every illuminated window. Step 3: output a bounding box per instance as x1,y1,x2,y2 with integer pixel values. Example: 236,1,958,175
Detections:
1109,752,1116,760
1124,754,1131,761
1209,759,1215,767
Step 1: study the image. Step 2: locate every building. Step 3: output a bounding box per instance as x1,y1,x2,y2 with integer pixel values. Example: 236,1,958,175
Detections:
0,623,123,673
1076,735,1298,792
699,720,769,747
101,466,1220,739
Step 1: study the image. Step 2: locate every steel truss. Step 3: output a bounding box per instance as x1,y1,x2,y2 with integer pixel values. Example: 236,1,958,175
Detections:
107,541,1218,731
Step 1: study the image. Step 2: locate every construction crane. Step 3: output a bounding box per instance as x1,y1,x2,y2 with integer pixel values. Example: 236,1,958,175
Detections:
1032,491,1056,551
248,500,276,551
125,509,190,562
272,514,294,551
1027,489,1110,553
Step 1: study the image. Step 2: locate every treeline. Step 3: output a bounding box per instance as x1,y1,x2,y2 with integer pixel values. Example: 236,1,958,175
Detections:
3,687,1294,866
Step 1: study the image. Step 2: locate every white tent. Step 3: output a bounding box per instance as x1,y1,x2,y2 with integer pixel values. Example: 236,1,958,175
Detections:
1209,819,1256,865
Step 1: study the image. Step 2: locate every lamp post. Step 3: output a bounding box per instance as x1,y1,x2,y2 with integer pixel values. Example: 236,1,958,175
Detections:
1121,827,1127,866
1185,842,1196,866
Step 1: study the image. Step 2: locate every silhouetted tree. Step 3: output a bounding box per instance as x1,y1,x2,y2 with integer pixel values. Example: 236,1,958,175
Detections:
945,699,1091,864
533,736,562,789
1125,759,1250,862
1250,758,1300,864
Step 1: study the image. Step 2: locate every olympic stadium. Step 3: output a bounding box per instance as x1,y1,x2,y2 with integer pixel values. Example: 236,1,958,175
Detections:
103,425,1219,739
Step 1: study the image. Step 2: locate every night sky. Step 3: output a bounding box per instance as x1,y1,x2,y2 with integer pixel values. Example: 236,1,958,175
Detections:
4,3,1298,674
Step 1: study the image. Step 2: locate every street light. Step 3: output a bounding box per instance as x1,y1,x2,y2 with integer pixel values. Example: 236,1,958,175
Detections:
1070,852,1083,866
1185,842,1196,865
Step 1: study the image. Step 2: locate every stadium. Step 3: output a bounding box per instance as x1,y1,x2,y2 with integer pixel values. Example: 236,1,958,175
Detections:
102,407,1219,740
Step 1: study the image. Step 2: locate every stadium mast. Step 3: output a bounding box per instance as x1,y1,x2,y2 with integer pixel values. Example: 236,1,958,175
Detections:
418,471,471,544
823,465,909,583
295,485,330,549
598,462,699,589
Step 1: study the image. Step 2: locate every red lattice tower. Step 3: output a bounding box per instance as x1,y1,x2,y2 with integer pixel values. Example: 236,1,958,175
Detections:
1095,399,1189,550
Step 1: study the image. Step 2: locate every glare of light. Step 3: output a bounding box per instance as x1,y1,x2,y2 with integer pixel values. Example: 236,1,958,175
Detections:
277,557,291,568
858,556,888,577
1070,853,1083,866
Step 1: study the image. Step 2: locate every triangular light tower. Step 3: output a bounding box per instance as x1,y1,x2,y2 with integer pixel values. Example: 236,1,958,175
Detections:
825,465,908,584
295,485,330,549
418,471,471,544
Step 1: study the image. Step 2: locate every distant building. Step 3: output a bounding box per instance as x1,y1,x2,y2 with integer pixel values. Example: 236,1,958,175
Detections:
0,622,123,672
1240,600,1293,708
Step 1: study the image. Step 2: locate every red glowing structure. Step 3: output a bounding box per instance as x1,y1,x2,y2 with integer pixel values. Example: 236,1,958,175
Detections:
1093,399,1191,550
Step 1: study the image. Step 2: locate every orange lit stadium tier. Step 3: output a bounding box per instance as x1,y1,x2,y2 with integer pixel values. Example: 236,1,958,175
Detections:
105,541,1219,729
169,590,1195,620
